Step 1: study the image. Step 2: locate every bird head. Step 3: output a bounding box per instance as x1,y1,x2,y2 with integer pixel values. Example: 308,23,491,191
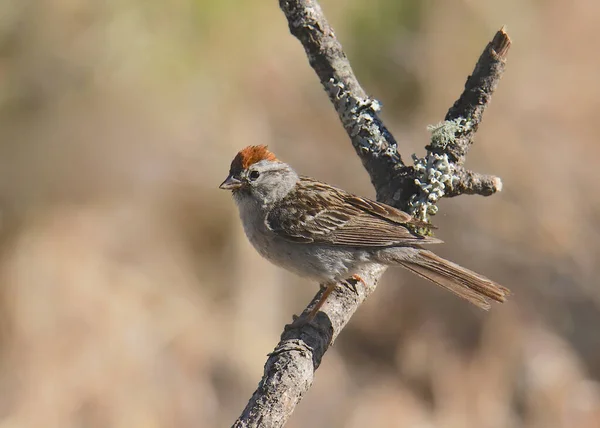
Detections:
220,145,298,204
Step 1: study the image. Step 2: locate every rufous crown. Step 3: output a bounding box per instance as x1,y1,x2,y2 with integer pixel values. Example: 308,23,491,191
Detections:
230,145,278,174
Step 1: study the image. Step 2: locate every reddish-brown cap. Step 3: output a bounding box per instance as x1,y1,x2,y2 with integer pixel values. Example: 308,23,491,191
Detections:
229,145,278,175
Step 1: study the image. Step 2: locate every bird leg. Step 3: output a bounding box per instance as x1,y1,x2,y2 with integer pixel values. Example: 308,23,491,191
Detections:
285,282,337,330
306,282,336,321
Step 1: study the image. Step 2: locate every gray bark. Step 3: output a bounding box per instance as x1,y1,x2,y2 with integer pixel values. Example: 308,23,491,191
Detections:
233,1,511,427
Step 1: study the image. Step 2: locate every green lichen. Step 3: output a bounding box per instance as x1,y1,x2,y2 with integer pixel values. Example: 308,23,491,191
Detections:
427,118,472,150
408,120,463,223
326,78,384,154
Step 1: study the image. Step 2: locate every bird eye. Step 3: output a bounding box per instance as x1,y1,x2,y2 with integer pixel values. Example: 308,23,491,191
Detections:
248,170,260,181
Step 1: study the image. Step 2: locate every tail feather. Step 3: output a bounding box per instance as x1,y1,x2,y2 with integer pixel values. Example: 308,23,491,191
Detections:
399,250,510,310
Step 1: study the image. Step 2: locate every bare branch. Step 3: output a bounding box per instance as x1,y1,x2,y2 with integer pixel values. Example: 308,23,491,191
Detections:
279,0,411,205
437,28,512,165
233,2,510,427
445,167,503,198
233,265,383,428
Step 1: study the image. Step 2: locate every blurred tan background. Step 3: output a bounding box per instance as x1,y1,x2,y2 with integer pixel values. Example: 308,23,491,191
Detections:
0,0,599,427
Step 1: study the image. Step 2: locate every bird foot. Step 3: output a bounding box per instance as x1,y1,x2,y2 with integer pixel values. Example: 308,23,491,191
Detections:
342,274,366,294
351,274,367,287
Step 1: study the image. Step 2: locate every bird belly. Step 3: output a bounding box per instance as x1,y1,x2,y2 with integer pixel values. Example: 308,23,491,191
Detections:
245,223,366,282
235,196,369,283
266,241,365,282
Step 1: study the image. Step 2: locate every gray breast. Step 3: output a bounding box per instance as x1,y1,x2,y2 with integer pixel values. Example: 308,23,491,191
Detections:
234,193,368,282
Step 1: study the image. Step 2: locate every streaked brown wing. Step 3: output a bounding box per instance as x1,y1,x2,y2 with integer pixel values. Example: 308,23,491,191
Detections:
344,195,435,229
266,177,441,247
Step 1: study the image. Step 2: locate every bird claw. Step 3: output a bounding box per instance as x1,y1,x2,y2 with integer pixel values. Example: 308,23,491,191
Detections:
342,274,366,295
351,274,367,287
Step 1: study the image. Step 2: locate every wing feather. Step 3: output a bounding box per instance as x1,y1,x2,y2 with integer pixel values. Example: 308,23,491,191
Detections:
266,177,441,247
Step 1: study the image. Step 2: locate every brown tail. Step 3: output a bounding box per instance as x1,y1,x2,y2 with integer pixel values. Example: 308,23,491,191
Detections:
399,250,510,310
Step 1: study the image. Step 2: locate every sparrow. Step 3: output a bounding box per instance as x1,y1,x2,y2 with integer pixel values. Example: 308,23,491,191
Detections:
220,145,509,322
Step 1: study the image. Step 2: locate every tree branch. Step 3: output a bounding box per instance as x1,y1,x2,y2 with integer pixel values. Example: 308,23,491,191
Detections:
233,2,511,427
439,28,512,165
279,0,409,205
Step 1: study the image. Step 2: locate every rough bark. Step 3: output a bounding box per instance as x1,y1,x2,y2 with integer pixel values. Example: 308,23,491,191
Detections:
233,1,510,427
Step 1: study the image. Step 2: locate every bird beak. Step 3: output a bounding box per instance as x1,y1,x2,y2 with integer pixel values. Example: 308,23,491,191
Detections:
219,175,242,190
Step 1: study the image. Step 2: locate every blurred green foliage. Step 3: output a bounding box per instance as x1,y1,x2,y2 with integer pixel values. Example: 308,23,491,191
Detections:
346,0,426,117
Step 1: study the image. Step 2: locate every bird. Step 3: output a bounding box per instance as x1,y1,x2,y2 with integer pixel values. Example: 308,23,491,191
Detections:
219,145,509,324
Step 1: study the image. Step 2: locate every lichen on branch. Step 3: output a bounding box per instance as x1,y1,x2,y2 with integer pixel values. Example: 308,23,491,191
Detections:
234,2,511,427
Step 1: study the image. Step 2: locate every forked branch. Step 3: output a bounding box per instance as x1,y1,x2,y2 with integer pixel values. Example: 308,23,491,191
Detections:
233,1,510,427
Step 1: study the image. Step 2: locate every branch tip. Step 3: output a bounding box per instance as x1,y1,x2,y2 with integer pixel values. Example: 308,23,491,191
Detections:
492,27,511,58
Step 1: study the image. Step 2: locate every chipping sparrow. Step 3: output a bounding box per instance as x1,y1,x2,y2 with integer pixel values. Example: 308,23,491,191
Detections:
220,145,509,321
